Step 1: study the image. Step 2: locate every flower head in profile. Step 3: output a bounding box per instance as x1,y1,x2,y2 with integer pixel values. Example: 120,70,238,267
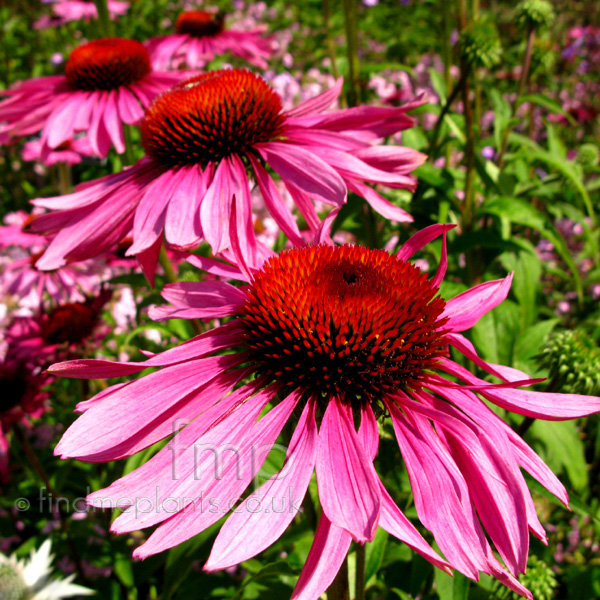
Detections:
51,225,600,600
34,0,129,29
146,9,274,70
30,69,425,280
0,38,190,157
0,539,92,599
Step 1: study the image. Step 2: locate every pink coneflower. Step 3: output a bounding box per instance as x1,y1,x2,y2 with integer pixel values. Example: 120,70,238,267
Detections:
0,38,189,157
51,224,600,599
145,9,273,70
7,290,111,366
22,136,95,166
0,213,106,310
30,69,425,278
34,0,129,29
0,358,51,482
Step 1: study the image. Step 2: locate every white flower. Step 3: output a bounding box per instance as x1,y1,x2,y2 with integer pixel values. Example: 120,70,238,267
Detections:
0,540,93,599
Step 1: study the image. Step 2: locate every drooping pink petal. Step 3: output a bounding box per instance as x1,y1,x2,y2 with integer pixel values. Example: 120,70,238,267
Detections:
205,398,318,570
199,157,234,254
286,78,343,117
404,390,529,574
164,165,206,248
136,390,301,557
187,254,248,282
149,280,246,321
112,380,279,536
385,399,489,578
439,358,600,419
290,514,353,600
49,321,245,379
248,155,305,247
55,354,244,460
129,168,182,255
347,179,413,223
229,154,258,265
258,142,347,207
397,223,456,262
316,396,381,542
439,274,514,332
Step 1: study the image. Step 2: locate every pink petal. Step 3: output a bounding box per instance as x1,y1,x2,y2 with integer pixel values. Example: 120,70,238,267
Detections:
55,354,244,460
397,223,456,262
164,165,206,248
200,158,234,254
286,78,343,117
290,514,352,600
316,396,381,542
113,380,278,536
136,390,301,557
347,179,413,223
386,399,489,578
440,274,514,332
439,358,600,419
129,168,181,255
258,142,347,207
248,155,305,247
206,398,318,570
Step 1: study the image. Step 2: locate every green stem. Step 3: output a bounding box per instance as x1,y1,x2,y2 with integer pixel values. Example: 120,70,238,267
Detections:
12,424,88,584
94,0,114,37
497,25,535,167
342,0,361,107
326,554,350,600
355,543,366,600
57,161,72,195
322,0,340,81
158,245,178,284
122,124,137,166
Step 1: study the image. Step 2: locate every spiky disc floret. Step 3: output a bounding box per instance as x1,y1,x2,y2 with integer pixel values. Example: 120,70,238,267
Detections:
66,38,151,91
241,246,449,404
176,10,225,37
141,69,285,167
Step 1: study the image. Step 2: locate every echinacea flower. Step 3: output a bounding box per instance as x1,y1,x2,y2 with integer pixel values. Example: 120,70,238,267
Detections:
6,290,112,366
30,69,425,279
0,539,92,599
22,137,95,167
145,9,274,70
0,38,189,157
0,218,106,311
50,225,600,599
34,0,129,29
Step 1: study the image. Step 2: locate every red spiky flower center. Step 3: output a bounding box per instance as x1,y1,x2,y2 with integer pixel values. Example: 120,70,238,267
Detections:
66,38,151,91
241,246,449,405
141,69,285,167
175,10,225,37
41,302,97,345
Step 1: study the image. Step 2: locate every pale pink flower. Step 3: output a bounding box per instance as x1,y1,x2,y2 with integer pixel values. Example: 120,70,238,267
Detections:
50,225,600,599
30,69,425,280
22,137,95,166
0,38,190,157
34,0,129,29
0,213,107,310
145,9,274,70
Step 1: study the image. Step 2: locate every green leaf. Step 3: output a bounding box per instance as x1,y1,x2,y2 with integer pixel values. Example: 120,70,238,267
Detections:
530,420,588,492
434,569,470,600
513,319,558,375
365,528,389,584
518,94,578,125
